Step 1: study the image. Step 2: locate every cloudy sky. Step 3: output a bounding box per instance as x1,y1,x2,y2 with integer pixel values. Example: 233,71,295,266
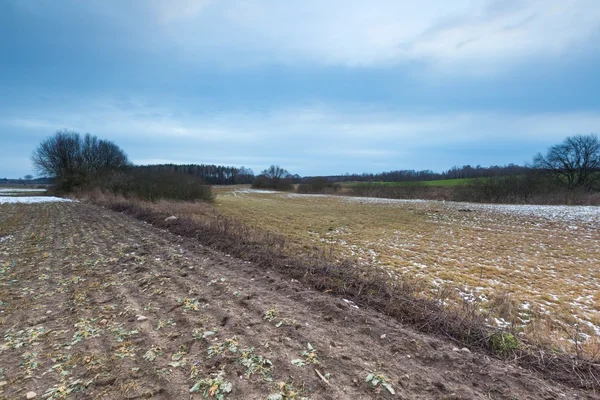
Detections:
1,0,600,178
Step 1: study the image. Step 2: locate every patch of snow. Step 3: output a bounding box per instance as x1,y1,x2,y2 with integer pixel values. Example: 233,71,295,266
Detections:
0,196,75,204
493,317,512,329
0,188,47,193
343,196,427,205
286,193,330,199
0,235,13,243
342,299,359,309
233,189,279,195
457,289,477,303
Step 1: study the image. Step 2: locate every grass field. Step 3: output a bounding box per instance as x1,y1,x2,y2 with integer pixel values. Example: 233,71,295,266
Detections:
216,187,600,351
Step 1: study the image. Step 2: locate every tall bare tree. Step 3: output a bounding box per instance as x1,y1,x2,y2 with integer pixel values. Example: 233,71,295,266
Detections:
533,134,600,190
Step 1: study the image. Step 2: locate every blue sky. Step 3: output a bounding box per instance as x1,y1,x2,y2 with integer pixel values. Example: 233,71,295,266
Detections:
1,0,600,178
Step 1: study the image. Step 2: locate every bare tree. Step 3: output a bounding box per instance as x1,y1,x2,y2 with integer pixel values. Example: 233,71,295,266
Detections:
32,130,130,190
261,165,290,182
31,130,82,179
23,174,33,181
533,134,600,190
81,133,130,175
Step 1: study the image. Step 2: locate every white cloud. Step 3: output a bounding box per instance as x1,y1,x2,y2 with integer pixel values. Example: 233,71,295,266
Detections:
152,0,600,70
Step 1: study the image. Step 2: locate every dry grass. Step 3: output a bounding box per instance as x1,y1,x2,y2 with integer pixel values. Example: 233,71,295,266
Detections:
214,188,600,354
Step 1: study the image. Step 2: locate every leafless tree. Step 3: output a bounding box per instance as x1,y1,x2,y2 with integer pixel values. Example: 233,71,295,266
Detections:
261,165,290,182
533,134,600,190
31,130,82,179
81,133,130,174
32,130,130,190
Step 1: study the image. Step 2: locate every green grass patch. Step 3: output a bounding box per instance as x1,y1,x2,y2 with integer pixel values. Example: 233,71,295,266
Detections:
345,178,477,187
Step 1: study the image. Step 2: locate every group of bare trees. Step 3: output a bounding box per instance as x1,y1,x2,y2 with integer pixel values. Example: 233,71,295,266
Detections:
32,130,131,191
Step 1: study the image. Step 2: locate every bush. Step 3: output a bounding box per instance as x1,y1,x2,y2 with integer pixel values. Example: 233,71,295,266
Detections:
251,175,293,191
92,169,213,202
490,332,520,354
297,178,340,194
251,165,294,191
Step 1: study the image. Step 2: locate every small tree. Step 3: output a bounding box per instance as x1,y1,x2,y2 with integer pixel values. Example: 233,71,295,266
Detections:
533,134,600,191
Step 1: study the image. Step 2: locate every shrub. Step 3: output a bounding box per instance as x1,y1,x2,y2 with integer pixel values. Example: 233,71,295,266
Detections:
251,165,294,191
490,332,520,354
92,169,213,202
297,178,340,194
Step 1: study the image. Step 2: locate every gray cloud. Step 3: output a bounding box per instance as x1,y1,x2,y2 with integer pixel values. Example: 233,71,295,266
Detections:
13,0,600,71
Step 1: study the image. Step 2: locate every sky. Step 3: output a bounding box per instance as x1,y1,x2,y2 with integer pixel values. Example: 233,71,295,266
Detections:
1,0,600,178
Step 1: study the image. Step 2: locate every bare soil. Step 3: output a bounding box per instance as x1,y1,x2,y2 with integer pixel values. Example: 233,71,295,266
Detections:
0,202,597,399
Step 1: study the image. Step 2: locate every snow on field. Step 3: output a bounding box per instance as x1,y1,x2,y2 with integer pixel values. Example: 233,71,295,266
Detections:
0,196,75,204
232,188,279,195
286,193,330,199
283,192,600,224
339,195,600,224
0,188,47,193
342,196,427,205
446,202,600,225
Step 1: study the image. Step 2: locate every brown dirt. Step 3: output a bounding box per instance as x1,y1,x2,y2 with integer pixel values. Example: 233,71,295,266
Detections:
0,202,597,399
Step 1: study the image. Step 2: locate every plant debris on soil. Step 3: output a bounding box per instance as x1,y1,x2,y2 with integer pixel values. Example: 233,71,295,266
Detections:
0,201,598,399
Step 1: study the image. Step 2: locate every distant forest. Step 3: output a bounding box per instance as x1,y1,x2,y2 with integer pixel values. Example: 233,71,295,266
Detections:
304,164,531,183
135,163,532,184
136,164,256,185
2,164,531,186
1,177,54,185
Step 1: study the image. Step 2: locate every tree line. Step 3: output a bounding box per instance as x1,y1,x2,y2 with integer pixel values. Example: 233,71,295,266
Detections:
31,130,600,203
306,164,532,183
137,164,255,185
